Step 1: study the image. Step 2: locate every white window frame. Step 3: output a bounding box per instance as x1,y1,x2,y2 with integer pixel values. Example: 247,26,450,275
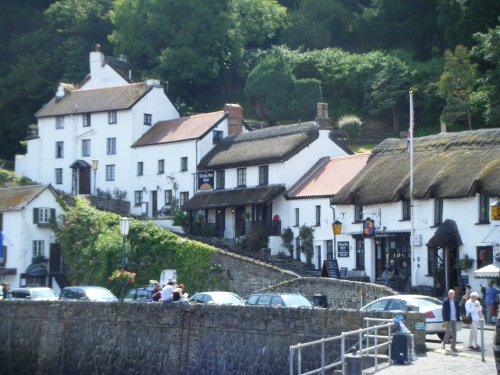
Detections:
55,141,64,158
107,138,116,155
56,116,64,129
137,162,144,176
55,168,63,185
180,192,189,207
134,191,143,206
180,157,188,172
82,139,91,157
33,240,45,257
237,168,246,187
106,164,115,181
82,113,91,127
108,110,117,124
144,113,152,125
158,159,165,174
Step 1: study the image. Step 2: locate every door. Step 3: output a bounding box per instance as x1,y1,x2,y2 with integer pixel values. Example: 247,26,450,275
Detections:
151,191,158,217
215,208,225,238
79,167,91,194
235,206,246,236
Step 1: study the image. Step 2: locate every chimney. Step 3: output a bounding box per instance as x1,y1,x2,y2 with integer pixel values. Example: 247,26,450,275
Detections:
224,103,243,135
440,122,447,133
90,49,105,78
55,83,66,99
315,102,332,130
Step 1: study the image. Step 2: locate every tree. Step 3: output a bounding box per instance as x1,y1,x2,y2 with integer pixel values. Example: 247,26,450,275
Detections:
438,45,477,130
365,56,411,132
291,78,322,121
299,225,314,265
281,227,294,258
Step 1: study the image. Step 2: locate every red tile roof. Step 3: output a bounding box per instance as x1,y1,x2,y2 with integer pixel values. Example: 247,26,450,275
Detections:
133,111,226,147
287,153,370,198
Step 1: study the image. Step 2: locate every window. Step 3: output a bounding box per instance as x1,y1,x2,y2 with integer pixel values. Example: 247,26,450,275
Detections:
55,168,63,185
477,246,493,270
434,198,443,226
33,208,53,225
180,157,188,172
355,238,365,270
216,170,225,189
237,168,246,187
134,191,143,206
82,113,91,127
107,138,116,155
259,165,269,186
180,192,189,207
213,130,223,143
315,205,321,226
144,113,152,125
106,164,115,181
158,159,165,174
137,162,143,176
108,110,117,124
402,199,411,220
0,245,6,266
479,193,490,223
354,205,363,223
326,240,333,258
165,190,172,205
33,240,45,257
55,141,64,158
82,139,91,157
427,247,436,276
295,208,300,227
56,116,64,129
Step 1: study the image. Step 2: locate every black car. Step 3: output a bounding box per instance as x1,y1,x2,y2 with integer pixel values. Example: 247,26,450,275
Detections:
122,286,157,302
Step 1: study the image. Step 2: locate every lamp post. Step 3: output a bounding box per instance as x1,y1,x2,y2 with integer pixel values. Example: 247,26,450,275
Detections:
332,220,343,259
91,159,99,195
119,217,129,270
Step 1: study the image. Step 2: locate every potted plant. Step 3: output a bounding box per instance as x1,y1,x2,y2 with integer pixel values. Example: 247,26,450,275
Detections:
455,254,475,273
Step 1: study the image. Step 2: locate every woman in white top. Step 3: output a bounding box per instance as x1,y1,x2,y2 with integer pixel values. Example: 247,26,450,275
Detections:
465,291,483,349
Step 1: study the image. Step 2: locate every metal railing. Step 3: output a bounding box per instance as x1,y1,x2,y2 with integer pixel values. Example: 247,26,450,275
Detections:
289,317,395,375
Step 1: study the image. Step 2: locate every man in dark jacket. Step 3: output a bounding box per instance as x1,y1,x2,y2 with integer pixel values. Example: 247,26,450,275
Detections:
442,289,461,351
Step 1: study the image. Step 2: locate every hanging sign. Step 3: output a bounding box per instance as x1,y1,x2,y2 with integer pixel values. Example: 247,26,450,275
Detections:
198,170,214,190
363,219,375,237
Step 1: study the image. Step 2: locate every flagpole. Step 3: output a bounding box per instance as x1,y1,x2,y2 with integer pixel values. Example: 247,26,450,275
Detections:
409,91,416,287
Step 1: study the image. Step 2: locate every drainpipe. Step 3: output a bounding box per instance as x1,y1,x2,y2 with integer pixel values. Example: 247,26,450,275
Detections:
330,199,336,260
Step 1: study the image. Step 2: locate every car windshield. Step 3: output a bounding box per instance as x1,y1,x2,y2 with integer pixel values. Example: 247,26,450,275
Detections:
85,288,117,301
212,293,244,304
31,289,57,300
280,294,312,307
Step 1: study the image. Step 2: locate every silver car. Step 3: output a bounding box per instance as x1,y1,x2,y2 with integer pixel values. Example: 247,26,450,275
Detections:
189,291,245,305
360,294,462,339
11,287,58,301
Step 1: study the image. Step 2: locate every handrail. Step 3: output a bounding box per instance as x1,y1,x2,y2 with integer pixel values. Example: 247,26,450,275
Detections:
289,318,395,375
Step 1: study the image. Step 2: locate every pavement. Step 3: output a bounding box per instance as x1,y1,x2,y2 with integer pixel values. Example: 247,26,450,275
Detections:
364,324,498,374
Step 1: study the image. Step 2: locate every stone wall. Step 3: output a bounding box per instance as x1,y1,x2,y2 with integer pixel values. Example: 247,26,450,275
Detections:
260,277,398,310
0,301,426,375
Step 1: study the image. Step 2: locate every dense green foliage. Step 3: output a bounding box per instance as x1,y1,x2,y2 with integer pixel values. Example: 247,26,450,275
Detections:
298,225,314,265
55,198,221,296
1,0,499,161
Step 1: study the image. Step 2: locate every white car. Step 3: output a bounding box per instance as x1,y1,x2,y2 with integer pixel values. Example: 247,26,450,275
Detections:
11,287,58,301
189,291,245,305
360,294,461,339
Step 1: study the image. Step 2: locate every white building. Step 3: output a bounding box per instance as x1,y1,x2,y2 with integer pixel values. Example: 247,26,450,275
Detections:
183,108,353,243
0,185,64,291
331,129,500,296
15,50,246,217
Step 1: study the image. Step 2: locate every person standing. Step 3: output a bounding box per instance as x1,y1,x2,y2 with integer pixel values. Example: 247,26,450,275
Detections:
1,282,11,300
161,280,176,303
387,260,399,289
465,291,483,350
442,289,461,351
398,261,410,291
459,284,472,317
485,280,500,324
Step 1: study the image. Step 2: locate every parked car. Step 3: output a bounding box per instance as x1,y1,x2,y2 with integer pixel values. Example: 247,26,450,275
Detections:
122,286,156,302
245,293,314,308
59,286,118,302
189,291,245,305
11,287,58,301
359,294,462,339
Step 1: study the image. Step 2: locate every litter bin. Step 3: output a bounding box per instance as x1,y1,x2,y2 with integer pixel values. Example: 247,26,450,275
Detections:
313,294,328,308
344,354,362,375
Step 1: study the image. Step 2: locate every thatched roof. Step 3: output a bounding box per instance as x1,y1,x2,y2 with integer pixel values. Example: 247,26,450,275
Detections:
35,83,151,118
197,122,319,169
0,185,54,211
332,128,500,205
182,185,285,211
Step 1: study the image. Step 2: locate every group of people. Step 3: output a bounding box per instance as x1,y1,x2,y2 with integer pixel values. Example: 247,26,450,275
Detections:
381,259,410,291
149,279,189,303
441,282,495,351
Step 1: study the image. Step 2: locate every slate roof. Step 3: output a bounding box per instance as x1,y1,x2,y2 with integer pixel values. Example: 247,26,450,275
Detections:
198,122,320,169
286,153,370,199
35,83,151,118
182,185,286,211
0,185,54,212
331,128,500,205
133,111,226,147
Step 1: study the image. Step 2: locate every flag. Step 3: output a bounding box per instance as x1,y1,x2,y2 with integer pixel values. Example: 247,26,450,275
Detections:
407,91,414,155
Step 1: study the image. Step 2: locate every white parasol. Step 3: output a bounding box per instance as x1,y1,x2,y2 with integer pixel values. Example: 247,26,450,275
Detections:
473,263,500,278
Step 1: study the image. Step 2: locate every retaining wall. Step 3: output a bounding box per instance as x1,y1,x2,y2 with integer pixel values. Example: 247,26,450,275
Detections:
0,301,426,375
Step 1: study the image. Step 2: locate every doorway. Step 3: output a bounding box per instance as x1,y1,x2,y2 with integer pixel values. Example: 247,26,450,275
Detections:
151,191,158,217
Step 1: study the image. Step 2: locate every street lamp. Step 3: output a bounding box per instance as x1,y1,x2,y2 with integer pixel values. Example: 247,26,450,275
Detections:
332,220,343,259
91,159,99,195
119,217,129,270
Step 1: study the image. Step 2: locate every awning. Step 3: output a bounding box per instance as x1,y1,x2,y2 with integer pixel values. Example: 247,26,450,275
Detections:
25,263,48,277
69,159,91,169
182,185,286,211
0,268,17,276
427,219,463,247
474,263,500,278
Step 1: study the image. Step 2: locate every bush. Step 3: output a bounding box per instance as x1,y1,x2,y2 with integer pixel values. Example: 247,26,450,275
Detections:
299,225,315,265
281,227,294,257
337,115,363,141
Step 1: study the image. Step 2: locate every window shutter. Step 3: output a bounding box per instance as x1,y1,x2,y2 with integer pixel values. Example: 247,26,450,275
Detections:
50,209,56,222
33,208,39,224
0,213,3,230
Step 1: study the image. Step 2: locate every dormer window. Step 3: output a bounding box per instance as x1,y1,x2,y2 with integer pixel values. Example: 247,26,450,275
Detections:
479,193,490,223
402,199,411,220
354,205,363,223
213,130,223,143
237,168,246,187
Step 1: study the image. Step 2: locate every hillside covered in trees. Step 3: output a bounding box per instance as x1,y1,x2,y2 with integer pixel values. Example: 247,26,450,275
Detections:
0,0,498,161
